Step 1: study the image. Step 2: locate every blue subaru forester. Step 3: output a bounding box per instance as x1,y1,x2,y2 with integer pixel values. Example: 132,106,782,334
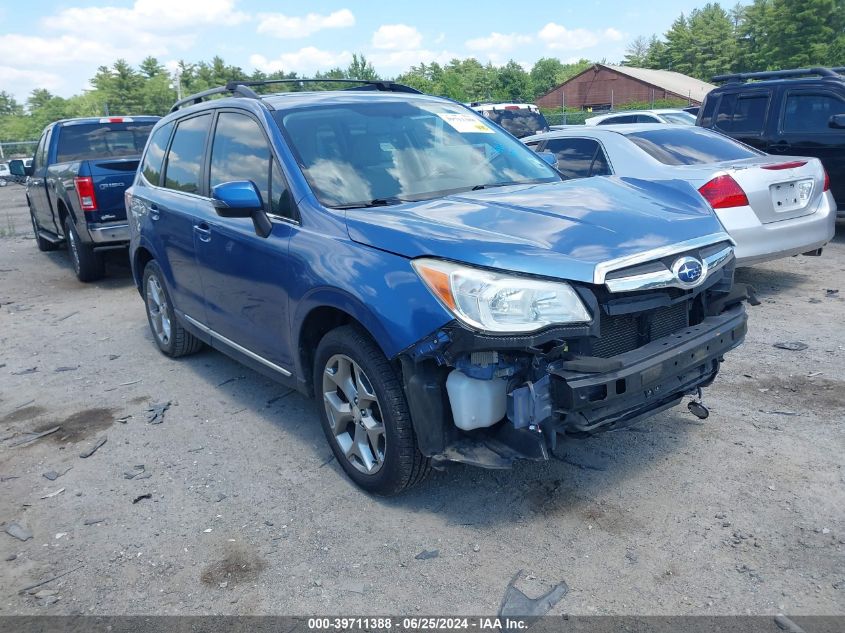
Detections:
127,80,750,495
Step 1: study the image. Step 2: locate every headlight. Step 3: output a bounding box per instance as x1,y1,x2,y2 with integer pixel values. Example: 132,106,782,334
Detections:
412,258,591,333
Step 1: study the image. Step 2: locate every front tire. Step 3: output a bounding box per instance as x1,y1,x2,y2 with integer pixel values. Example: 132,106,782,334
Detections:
143,260,204,358
65,216,104,281
314,325,430,495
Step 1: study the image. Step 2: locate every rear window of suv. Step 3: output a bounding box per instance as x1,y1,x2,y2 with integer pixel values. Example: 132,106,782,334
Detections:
626,128,762,165
56,121,156,163
483,109,549,138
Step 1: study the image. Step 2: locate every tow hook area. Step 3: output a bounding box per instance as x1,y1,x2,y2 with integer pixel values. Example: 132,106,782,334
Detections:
687,387,710,419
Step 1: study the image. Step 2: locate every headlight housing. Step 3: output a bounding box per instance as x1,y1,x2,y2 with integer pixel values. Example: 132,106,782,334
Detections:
412,258,591,333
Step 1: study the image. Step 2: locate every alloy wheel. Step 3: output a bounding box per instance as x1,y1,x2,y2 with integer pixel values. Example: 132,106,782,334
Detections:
146,275,172,346
322,354,386,475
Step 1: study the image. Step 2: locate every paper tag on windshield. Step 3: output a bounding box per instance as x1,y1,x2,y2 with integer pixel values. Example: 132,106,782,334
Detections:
438,113,495,133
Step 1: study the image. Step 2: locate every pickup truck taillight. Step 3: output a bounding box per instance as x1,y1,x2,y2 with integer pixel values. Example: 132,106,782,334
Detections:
698,174,749,209
74,176,98,212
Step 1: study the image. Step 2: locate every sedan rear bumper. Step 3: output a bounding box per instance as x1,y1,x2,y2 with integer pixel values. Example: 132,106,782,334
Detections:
717,191,836,266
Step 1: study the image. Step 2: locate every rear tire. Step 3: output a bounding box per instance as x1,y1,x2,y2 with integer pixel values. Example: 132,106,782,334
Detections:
31,209,58,252
314,325,430,495
65,216,104,282
142,260,204,358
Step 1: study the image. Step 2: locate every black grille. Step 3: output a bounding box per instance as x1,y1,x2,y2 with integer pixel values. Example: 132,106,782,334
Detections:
591,302,689,358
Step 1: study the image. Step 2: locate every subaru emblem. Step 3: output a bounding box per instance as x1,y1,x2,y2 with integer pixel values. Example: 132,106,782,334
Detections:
672,256,706,287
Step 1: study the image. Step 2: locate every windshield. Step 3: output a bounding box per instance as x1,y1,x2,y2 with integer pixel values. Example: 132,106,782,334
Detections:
661,111,697,125
276,100,559,208
483,109,550,138
56,122,156,163
626,128,763,165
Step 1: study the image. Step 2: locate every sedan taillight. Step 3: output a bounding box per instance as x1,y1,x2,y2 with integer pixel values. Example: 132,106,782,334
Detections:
823,168,830,192
698,174,749,209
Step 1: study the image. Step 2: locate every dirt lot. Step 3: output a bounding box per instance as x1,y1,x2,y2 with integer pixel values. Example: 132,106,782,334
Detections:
0,183,843,616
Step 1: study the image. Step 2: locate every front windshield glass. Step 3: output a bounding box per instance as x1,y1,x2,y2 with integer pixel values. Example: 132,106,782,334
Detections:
661,111,697,125
275,100,560,208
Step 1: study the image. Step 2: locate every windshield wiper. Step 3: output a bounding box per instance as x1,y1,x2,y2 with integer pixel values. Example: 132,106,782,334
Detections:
331,197,406,210
471,180,547,191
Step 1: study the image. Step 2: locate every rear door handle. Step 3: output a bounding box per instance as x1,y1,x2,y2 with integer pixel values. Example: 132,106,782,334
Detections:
194,222,212,242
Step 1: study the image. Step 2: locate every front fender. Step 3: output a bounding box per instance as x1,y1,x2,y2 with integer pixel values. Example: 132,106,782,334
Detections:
289,234,453,374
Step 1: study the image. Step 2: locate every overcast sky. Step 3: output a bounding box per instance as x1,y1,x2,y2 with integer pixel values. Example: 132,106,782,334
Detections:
0,0,751,102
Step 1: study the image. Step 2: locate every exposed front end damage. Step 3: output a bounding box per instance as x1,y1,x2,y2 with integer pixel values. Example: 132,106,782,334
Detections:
398,242,754,469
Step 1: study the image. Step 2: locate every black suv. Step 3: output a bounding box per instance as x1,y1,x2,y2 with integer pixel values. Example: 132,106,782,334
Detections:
698,67,845,216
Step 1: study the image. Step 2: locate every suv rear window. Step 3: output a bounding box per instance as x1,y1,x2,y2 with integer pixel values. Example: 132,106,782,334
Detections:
626,128,762,165
56,122,156,163
483,109,549,138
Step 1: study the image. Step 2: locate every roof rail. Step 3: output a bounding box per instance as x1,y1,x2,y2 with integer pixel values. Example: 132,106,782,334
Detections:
170,78,422,112
712,67,845,84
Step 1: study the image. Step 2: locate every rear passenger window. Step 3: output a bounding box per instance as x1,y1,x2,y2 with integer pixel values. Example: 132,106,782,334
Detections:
209,112,293,219
783,92,845,132
164,114,211,194
732,94,769,134
140,122,173,186
544,138,611,179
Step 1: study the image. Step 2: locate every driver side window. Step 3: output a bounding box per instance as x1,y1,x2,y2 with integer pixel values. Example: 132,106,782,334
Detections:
209,112,294,219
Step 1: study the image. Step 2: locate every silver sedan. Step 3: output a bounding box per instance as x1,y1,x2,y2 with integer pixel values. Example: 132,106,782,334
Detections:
524,124,837,266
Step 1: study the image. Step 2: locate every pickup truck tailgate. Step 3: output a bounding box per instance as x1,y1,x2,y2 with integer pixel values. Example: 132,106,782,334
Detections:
80,158,140,223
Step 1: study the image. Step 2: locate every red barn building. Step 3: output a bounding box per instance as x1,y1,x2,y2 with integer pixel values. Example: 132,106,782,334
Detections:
536,64,716,111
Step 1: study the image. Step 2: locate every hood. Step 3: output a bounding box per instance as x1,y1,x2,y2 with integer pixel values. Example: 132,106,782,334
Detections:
345,177,727,283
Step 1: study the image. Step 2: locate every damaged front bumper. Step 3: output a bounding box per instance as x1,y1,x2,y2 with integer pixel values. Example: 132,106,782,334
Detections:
400,300,748,470
518,303,746,436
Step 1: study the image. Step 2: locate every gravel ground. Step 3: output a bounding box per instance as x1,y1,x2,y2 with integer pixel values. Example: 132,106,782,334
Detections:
0,183,843,616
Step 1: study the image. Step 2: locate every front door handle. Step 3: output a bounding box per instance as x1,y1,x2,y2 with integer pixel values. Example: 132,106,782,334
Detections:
194,222,212,242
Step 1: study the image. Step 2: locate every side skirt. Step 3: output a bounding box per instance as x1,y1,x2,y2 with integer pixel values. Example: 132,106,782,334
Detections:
177,311,304,394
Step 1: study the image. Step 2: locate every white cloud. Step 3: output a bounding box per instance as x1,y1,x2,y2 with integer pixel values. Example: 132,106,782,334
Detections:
465,32,532,53
367,48,457,72
538,22,622,51
604,28,624,41
0,65,63,99
47,0,249,33
250,48,352,74
371,24,423,51
256,9,355,39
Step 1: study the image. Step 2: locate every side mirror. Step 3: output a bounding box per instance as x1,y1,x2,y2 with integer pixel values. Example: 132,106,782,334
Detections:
829,114,845,129
8,159,28,177
538,151,557,167
211,181,272,238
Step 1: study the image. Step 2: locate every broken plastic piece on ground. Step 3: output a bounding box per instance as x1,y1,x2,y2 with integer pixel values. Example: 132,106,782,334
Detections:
132,493,152,504
773,341,808,351
498,569,568,617
5,522,33,541
79,436,107,458
415,549,439,560
7,426,60,448
146,402,171,425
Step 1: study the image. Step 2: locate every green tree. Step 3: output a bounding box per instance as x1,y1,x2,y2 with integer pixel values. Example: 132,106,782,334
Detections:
623,36,651,67
346,54,379,80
